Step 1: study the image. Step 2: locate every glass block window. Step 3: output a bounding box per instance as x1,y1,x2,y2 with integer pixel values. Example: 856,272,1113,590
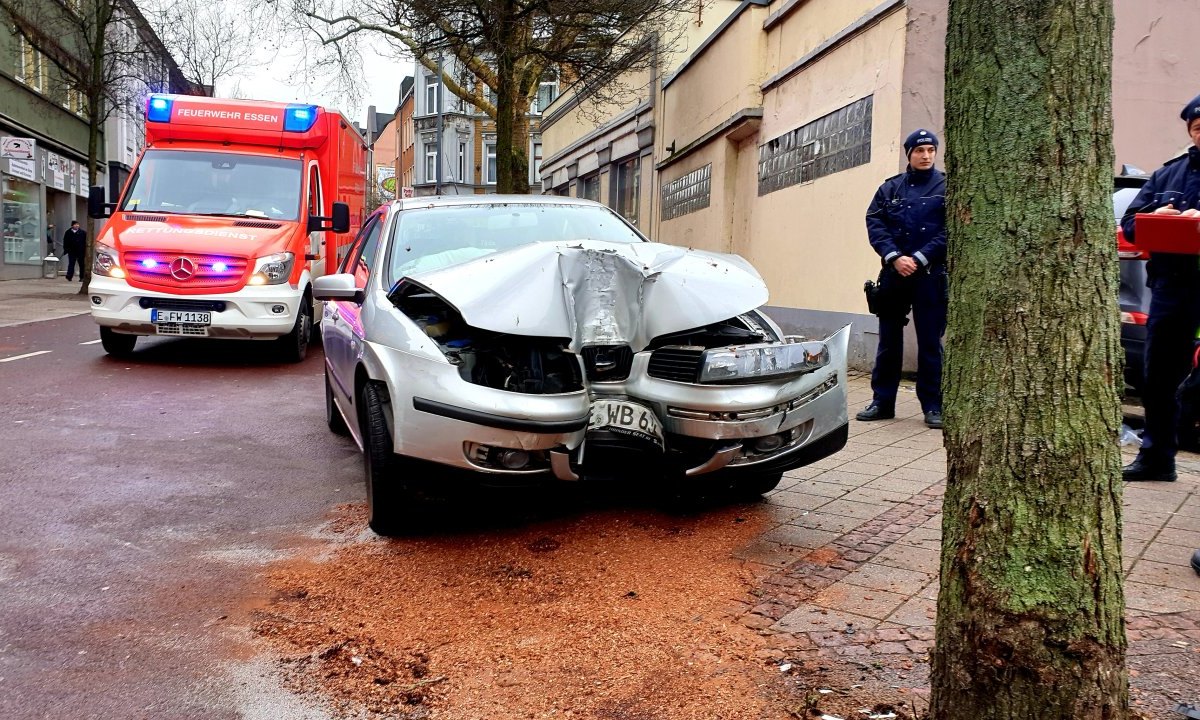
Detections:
758,95,873,196
660,164,711,221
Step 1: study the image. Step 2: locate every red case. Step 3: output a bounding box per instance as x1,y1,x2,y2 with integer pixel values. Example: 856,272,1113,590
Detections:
1134,213,1200,255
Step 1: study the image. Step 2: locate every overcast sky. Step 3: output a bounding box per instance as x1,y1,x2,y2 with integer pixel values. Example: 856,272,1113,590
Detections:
223,39,414,128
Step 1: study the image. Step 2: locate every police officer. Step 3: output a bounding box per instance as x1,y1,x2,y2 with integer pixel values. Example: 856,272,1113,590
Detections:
1121,94,1200,482
857,129,947,429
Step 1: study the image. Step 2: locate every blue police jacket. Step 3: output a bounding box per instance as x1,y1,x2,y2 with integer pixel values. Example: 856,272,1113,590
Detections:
1122,146,1200,281
866,167,947,270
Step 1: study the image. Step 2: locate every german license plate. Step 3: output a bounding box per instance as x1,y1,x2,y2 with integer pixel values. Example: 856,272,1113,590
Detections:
151,309,211,325
589,399,664,448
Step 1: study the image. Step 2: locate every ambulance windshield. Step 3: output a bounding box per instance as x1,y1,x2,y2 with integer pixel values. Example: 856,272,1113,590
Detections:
120,149,303,221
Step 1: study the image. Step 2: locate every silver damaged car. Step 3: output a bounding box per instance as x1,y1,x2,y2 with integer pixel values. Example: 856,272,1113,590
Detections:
314,196,849,534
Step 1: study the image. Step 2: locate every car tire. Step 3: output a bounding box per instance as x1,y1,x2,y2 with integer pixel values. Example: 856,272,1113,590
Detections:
732,471,784,499
278,296,312,363
99,327,136,357
325,370,350,436
360,381,412,536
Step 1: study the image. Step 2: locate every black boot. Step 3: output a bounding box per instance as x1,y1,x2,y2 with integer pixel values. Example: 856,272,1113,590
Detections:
1122,454,1176,482
1192,549,1200,576
855,403,895,421
923,410,943,429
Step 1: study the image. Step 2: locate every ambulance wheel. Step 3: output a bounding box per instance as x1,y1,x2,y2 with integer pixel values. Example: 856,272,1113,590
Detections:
325,370,350,436
278,296,312,363
99,327,136,357
360,382,415,536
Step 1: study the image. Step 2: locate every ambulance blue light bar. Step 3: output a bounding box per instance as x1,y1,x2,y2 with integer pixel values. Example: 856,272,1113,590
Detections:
146,95,173,123
283,105,319,133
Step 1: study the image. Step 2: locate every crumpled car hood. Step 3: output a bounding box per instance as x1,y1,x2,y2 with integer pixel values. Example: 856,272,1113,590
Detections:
403,240,768,351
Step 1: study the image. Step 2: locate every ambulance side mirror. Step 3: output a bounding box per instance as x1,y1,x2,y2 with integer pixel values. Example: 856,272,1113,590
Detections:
331,202,350,233
307,201,351,234
88,186,115,219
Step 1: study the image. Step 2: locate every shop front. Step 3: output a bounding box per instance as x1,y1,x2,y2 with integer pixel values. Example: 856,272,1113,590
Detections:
1,135,93,280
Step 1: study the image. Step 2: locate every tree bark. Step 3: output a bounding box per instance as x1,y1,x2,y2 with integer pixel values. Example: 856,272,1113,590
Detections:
930,1,1127,718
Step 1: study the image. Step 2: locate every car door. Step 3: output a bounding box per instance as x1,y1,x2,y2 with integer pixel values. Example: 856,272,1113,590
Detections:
324,211,385,407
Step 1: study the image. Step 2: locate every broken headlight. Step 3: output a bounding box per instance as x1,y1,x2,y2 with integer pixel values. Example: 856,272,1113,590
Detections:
698,340,829,383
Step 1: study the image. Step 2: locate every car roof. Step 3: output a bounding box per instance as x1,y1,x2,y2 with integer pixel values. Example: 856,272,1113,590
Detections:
382,195,608,211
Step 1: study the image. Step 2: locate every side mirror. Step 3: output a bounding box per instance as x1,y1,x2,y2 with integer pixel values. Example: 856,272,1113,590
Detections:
331,202,350,234
307,202,353,234
313,273,365,304
88,186,114,219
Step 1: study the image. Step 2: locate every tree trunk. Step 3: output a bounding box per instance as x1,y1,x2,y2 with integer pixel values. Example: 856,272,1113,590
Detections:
510,110,530,195
929,1,1127,718
495,51,516,194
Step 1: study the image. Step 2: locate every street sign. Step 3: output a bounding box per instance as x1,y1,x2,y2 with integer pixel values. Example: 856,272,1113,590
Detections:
6,158,36,181
1,136,35,160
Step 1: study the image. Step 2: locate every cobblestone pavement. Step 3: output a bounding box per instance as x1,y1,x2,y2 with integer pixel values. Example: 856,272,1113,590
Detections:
738,375,1200,717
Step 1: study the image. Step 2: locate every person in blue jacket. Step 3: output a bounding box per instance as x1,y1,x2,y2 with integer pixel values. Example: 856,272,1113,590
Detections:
857,129,947,429
1121,94,1200,482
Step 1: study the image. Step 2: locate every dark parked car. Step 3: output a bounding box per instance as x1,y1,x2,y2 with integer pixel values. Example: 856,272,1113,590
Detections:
1116,167,1149,396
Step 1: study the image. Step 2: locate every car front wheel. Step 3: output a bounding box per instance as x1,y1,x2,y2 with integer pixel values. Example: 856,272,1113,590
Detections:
360,381,412,535
731,471,783,499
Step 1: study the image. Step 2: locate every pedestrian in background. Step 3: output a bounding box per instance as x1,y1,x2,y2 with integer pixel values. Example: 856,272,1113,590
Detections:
45,223,55,257
62,220,85,282
1120,93,1200,482
857,129,947,429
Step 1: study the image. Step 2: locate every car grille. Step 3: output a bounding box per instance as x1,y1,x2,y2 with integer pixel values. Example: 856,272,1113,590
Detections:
581,345,634,382
138,298,227,312
233,220,283,229
123,214,167,222
123,251,248,288
647,346,704,383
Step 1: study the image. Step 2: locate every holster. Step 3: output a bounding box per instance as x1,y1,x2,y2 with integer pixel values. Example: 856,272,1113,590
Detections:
863,266,911,325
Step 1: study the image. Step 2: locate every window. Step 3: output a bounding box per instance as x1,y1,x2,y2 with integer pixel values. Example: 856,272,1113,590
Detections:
758,95,873,195
531,142,543,184
580,174,600,201
615,158,639,224
307,165,321,217
458,142,467,182
16,36,45,92
661,164,712,221
485,143,497,185
425,145,438,183
387,204,643,282
425,77,438,113
534,80,558,114
338,212,385,289
119,149,304,220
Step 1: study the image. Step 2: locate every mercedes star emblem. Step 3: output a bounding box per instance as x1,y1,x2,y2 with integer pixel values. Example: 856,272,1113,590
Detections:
170,256,197,280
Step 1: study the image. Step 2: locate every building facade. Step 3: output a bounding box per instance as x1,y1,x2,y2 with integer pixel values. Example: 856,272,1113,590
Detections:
411,58,557,195
540,0,1200,368
397,76,415,197
1,0,194,280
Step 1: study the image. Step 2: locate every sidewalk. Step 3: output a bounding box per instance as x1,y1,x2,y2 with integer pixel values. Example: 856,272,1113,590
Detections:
741,375,1199,718
0,275,92,328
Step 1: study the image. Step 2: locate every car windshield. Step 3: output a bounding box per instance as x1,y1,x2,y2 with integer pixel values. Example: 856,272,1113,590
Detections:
119,149,303,221
385,203,645,282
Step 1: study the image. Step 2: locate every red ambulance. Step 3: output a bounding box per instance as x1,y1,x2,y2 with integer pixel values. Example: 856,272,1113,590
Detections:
87,94,367,361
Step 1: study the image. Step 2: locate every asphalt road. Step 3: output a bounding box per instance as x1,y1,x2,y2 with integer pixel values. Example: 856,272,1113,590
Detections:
0,316,363,719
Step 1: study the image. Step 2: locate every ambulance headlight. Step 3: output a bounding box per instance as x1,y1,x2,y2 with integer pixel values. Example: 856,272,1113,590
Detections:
93,241,125,279
283,105,319,133
249,252,294,285
146,95,173,123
